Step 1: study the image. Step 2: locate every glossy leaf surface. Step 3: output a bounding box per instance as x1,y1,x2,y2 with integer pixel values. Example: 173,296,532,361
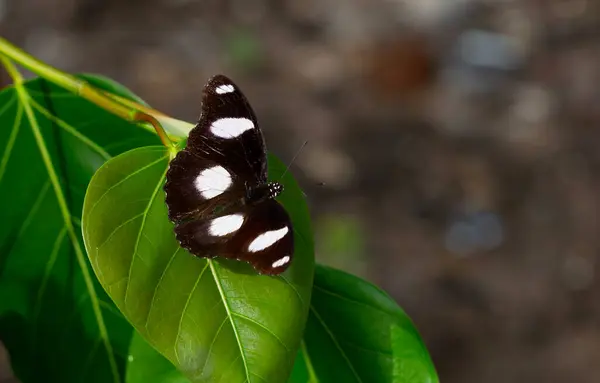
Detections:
0,74,160,382
82,146,314,383
289,265,439,383
125,264,438,383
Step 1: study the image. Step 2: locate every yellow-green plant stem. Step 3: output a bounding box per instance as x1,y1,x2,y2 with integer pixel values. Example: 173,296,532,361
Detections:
101,90,193,145
0,36,177,148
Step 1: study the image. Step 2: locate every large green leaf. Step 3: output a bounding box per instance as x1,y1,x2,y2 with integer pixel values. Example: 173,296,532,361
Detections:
82,146,315,383
289,265,439,383
0,74,160,382
124,264,438,383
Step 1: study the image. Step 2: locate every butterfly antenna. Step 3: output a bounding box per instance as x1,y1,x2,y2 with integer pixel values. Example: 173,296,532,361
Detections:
279,140,308,181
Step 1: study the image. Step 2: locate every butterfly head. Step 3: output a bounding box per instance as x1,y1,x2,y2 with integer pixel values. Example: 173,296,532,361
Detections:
245,182,284,205
268,182,284,198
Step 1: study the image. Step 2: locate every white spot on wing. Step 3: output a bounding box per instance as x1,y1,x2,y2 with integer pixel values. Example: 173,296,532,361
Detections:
215,84,235,94
209,214,245,236
272,255,290,268
248,227,289,252
210,118,254,139
195,165,232,199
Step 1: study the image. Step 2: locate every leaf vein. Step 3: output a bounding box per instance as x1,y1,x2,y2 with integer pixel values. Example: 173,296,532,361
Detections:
144,246,181,328
96,212,145,250
198,315,230,378
0,98,21,184
251,372,268,382
123,167,168,306
84,152,167,232
174,261,209,365
279,274,304,307
30,227,67,351
7,181,50,252
216,355,241,383
340,340,393,357
313,283,397,319
29,97,111,160
32,227,67,321
232,312,290,352
310,306,364,383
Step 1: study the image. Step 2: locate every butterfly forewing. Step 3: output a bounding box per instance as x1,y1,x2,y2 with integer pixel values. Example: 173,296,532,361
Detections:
164,74,294,275
187,74,267,184
164,151,243,221
164,75,266,221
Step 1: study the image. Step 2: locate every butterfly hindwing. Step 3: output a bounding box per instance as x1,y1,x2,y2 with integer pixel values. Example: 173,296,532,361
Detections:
173,199,294,274
230,200,293,274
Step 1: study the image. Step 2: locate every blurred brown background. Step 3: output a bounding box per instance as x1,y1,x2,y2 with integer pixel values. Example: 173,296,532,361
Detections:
3,0,600,382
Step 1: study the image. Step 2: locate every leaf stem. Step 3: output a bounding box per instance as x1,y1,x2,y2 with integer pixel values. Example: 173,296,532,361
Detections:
0,54,23,84
0,36,180,148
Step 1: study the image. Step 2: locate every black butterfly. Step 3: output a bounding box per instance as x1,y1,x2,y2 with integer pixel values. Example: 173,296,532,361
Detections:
164,75,293,275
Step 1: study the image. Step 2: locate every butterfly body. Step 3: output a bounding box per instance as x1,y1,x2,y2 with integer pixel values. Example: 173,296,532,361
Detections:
164,75,294,275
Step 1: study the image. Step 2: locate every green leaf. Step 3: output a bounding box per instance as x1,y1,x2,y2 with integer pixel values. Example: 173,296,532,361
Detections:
0,74,160,382
124,264,438,383
78,73,149,106
127,331,190,383
293,265,439,383
82,146,315,383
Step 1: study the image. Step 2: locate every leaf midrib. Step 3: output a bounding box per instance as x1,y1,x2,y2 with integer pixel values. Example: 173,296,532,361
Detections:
12,81,121,383
209,261,251,382
0,98,22,184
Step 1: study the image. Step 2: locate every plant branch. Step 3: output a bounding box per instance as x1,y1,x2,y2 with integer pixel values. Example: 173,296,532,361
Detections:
0,36,182,148
0,54,23,84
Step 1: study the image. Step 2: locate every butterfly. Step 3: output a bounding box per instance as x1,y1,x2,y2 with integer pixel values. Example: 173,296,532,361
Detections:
163,75,293,275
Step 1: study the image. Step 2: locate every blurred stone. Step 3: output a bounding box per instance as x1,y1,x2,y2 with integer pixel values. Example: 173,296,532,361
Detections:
444,211,504,256
230,0,269,24
128,49,186,111
398,0,471,29
361,35,438,99
294,44,344,91
512,84,552,124
298,144,354,188
563,254,595,291
458,29,523,71
445,220,478,256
